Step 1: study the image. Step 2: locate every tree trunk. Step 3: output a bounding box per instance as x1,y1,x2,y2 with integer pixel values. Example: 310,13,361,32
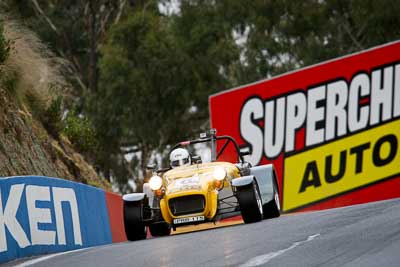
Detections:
104,168,111,183
88,0,98,93
140,145,149,182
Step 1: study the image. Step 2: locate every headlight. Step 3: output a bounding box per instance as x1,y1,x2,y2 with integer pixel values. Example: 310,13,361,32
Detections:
213,167,226,181
149,175,163,190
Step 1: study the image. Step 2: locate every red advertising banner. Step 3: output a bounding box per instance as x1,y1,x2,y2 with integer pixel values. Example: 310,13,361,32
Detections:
209,41,400,212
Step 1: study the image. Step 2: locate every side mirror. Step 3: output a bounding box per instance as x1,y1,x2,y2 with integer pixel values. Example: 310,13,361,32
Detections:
146,164,156,171
240,151,250,156
192,155,202,164
239,146,251,157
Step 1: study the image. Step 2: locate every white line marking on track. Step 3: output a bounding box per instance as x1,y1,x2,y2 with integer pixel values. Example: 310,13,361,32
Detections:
239,233,320,267
13,247,91,267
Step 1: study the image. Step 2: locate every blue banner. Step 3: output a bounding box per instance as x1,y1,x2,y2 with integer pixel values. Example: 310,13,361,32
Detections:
0,176,112,263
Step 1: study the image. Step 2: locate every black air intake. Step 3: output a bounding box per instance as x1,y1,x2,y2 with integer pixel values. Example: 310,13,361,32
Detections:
169,195,205,216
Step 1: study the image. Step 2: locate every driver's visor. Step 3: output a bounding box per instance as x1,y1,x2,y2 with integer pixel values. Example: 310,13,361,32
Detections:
171,158,190,168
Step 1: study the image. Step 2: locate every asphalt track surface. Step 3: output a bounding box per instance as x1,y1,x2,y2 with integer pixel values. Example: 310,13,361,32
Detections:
9,198,400,267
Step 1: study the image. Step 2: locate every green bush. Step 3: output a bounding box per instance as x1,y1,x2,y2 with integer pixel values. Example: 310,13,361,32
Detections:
41,96,64,138
26,91,64,138
0,22,11,64
0,69,18,95
63,110,97,153
0,21,16,97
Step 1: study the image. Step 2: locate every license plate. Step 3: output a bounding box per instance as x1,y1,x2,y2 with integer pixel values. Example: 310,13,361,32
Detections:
173,216,205,224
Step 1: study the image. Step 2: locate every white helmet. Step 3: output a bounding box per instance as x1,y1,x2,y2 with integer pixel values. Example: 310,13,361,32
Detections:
170,148,191,168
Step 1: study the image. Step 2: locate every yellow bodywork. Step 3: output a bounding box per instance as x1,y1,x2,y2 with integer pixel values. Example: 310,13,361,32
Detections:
159,162,240,225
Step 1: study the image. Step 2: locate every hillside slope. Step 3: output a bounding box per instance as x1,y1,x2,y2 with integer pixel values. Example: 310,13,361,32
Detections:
0,21,110,190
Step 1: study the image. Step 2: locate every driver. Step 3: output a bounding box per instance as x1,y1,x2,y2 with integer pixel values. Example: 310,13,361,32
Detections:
170,148,191,168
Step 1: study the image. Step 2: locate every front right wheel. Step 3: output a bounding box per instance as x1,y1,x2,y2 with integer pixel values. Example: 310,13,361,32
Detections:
236,181,263,223
149,222,171,237
123,201,147,241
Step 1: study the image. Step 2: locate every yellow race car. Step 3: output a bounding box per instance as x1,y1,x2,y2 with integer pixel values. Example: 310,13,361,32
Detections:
122,129,280,241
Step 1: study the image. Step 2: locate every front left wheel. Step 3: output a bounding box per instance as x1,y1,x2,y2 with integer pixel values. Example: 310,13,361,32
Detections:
123,201,147,241
262,181,280,219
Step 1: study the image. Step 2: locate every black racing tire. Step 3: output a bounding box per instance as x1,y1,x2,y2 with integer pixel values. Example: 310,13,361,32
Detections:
123,201,147,241
149,222,171,237
236,181,263,223
262,181,280,219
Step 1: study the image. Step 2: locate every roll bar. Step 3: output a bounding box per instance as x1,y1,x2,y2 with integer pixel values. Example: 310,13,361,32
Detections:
170,129,247,163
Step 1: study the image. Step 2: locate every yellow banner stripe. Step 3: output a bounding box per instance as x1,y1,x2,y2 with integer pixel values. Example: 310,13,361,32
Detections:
283,119,400,211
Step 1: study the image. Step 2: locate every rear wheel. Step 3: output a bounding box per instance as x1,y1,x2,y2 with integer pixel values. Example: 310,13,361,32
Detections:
262,181,280,219
123,201,147,241
149,222,171,237
236,181,263,223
